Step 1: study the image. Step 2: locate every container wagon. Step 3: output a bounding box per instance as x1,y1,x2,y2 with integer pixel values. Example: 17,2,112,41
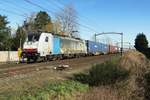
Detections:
108,45,118,53
86,40,109,55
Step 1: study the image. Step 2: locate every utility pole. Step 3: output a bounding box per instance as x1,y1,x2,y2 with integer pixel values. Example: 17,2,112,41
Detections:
94,33,97,42
116,42,119,52
121,33,123,56
20,38,22,49
129,43,131,49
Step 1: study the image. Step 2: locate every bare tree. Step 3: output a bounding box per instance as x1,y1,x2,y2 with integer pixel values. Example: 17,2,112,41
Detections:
55,4,78,37
53,18,62,34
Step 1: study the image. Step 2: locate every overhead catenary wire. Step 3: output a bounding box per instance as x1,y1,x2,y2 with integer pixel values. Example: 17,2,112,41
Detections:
0,0,99,34
23,0,99,33
51,0,106,40
24,0,56,15
54,0,102,30
0,0,117,47
0,0,37,19
0,0,35,14
0,8,26,18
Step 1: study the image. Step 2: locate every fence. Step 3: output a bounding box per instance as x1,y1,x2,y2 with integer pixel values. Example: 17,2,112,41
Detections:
0,51,19,62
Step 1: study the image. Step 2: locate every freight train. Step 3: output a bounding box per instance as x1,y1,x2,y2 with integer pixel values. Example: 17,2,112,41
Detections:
22,32,118,62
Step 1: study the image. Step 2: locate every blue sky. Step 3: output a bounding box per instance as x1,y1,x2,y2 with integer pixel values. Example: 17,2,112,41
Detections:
0,0,150,47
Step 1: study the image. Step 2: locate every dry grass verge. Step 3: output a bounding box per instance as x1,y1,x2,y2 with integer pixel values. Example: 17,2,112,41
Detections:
119,51,149,100
77,51,150,100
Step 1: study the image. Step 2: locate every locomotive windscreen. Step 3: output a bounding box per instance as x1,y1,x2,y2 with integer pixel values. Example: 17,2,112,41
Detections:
28,34,41,42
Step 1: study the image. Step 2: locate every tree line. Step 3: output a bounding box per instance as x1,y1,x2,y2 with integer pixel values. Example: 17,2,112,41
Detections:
0,5,78,51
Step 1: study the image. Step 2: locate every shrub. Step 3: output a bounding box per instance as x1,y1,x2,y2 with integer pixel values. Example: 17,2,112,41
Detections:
73,73,89,84
74,61,129,86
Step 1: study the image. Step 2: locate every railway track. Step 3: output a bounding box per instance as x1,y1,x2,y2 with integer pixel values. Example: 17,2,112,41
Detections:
0,54,118,79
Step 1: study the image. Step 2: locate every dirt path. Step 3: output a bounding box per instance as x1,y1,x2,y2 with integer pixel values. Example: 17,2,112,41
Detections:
0,54,119,94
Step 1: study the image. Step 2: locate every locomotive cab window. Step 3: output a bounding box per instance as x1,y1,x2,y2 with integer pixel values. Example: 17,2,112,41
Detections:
45,37,48,42
28,34,40,42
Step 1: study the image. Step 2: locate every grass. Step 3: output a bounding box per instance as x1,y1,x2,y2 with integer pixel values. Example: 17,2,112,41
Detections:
0,80,89,100
73,60,129,86
72,58,130,100
0,55,133,100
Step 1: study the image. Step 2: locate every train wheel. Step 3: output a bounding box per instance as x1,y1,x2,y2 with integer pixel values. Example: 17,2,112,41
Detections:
46,55,50,61
27,57,30,63
33,57,38,62
53,56,57,61
43,57,48,62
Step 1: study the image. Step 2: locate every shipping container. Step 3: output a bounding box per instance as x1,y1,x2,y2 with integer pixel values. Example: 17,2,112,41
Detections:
86,40,108,55
108,45,118,53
